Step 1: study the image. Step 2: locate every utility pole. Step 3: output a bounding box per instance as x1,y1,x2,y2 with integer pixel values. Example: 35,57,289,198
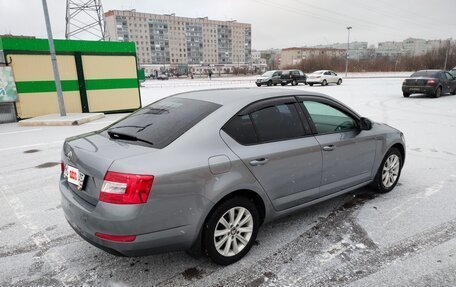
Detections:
345,26,352,78
444,39,450,70
42,0,66,116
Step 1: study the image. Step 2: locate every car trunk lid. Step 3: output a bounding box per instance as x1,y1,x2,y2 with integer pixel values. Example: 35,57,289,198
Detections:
62,132,155,206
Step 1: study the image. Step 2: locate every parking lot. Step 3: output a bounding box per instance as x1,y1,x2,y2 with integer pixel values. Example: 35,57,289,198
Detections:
1,76,456,286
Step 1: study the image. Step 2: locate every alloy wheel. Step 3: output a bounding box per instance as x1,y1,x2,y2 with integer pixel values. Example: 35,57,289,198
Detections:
382,154,400,188
214,207,253,257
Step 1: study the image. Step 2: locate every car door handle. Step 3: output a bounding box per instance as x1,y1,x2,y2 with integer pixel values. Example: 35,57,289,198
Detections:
323,145,336,151
249,158,269,166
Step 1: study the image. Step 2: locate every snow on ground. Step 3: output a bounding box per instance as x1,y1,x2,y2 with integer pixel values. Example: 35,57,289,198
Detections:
1,74,456,286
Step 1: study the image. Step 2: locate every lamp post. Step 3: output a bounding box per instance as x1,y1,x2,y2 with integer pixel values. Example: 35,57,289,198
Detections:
42,0,66,116
345,26,352,78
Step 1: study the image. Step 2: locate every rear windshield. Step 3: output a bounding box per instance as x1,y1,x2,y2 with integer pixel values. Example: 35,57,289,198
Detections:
104,97,220,149
411,70,439,77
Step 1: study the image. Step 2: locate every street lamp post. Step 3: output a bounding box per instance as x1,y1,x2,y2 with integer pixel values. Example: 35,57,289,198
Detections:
42,0,66,116
345,26,352,78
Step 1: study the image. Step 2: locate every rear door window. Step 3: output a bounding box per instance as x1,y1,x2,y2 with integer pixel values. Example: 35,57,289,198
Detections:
105,97,220,149
223,115,257,145
251,103,305,143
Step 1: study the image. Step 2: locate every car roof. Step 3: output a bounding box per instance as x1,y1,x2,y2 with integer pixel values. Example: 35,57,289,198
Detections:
171,87,333,106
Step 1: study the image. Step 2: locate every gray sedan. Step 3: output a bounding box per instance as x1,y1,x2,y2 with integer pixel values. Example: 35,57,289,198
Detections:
60,88,405,265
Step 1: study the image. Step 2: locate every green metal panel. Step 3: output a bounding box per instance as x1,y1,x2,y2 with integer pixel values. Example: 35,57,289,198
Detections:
85,78,138,90
15,78,138,93
0,37,136,54
137,69,145,81
15,80,79,93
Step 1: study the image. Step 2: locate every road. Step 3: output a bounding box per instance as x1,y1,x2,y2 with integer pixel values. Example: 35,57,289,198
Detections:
1,77,456,286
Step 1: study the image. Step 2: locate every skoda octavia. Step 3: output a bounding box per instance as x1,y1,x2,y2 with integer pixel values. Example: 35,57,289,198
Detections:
60,88,405,265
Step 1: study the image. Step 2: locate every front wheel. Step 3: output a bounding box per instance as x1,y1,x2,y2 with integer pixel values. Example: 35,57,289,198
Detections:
451,87,456,95
293,79,298,86
256,84,261,87
403,92,410,97
337,79,342,85
309,83,314,86
203,197,259,265
267,81,272,86
281,82,287,86
372,148,403,193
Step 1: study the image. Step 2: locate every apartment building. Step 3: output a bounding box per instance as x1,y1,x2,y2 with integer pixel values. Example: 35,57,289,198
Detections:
104,10,251,68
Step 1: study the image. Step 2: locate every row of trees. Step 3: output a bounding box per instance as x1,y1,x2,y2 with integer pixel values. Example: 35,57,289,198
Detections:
283,46,456,73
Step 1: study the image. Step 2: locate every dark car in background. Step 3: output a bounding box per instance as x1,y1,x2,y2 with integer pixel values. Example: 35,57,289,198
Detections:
280,70,307,86
256,70,282,86
402,70,456,98
450,67,456,77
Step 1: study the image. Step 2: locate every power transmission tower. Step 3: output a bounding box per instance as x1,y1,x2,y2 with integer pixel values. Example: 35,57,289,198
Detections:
65,0,106,40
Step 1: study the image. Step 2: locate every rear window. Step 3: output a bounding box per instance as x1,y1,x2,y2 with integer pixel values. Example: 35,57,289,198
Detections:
104,97,220,149
411,70,439,78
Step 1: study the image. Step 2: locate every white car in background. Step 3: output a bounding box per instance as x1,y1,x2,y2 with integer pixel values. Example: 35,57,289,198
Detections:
307,70,343,86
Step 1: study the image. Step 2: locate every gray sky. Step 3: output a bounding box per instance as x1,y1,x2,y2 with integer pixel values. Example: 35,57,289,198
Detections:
0,0,455,49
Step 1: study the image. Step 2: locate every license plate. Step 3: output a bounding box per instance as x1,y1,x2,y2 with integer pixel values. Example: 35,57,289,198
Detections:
65,165,85,190
410,87,420,91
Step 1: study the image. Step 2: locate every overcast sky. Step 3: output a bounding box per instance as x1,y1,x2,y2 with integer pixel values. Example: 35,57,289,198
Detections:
0,0,454,49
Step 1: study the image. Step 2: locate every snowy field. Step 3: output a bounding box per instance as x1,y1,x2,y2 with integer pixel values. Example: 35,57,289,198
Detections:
1,75,456,286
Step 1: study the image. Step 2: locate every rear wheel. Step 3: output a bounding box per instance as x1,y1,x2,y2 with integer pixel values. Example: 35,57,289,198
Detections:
322,79,327,86
372,148,403,193
451,87,456,95
309,83,314,86
256,84,261,87
273,83,277,86
337,79,342,85
203,197,259,265
281,82,286,86
403,92,410,97
433,86,442,98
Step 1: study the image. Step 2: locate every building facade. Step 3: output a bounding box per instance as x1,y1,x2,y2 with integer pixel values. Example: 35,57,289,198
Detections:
280,47,345,68
104,10,252,69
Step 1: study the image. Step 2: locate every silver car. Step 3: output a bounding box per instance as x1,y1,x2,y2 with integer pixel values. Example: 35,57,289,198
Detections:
60,88,405,265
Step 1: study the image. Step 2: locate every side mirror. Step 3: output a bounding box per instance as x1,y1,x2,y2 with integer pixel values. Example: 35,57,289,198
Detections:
360,117,372,130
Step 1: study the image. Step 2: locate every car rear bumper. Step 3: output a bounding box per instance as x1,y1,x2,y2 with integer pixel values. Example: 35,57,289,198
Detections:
402,85,435,94
60,179,212,256
307,79,323,84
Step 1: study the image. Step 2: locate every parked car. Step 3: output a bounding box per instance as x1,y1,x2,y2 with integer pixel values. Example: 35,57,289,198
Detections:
449,67,456,77
60,88,405,265
402,70,456,98
256,70,282,86
307,70,343,86
156,73,169,80
280,69,307,86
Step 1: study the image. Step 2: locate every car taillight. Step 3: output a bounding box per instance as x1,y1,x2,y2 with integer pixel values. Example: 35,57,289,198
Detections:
60,162,65,173
100,171,154,204
426,79,436,85
95,232,136,242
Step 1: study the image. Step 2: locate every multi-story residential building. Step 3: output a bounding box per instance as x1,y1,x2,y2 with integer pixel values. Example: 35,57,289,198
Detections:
314,42,369,60
376,41,404,57
104,10,251,71
280,47,345,68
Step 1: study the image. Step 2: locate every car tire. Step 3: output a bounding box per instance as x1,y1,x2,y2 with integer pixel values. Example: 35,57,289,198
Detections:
309,83,313,86
281,82,286,86
372,147,403,193
267,81,272,86
273,83,277,86
337,79,342,85
322,79,327,86
403,92,410,97
256,84,261,87
433,86,442,98
451,87,456,95
293,79,298,86
203,197,260,265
